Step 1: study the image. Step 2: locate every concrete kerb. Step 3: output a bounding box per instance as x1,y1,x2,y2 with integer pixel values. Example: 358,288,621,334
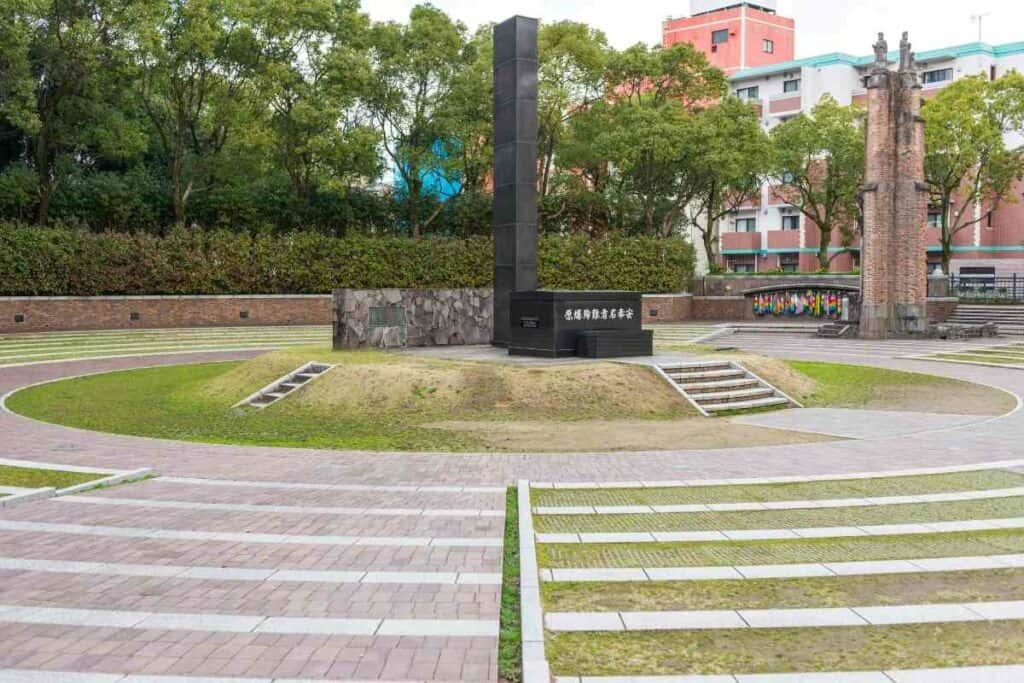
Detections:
0,488,56,508
518,480,551,683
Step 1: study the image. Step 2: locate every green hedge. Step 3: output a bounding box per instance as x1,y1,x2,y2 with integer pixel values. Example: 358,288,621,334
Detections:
0,224,693,296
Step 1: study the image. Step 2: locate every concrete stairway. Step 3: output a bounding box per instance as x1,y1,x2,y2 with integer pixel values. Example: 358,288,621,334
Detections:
817,322,854,338
655,361,800,416
234,362,335,409
947,305,1024,335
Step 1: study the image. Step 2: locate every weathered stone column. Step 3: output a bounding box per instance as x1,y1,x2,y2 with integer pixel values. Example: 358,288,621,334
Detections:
860,32,929,339
492,16,539,347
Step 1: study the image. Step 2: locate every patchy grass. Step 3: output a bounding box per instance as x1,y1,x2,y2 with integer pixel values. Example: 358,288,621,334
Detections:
499,487,522,683
0,465,103,490
786,360,1015,415
538,529,1024,569
534,497,1024,534
542,568,1024,612
546,621,1024,676
531,470,1024,508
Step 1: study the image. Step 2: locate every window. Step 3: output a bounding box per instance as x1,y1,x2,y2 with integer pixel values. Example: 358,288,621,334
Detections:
735,217,757,233
779,253,799,273
922,68,953,85
927,211,943,229
780,171,795,184
728,257,755,273
763,39,774,54
736,86,760,101
781,214,800,231
712,29,729,45
783,79,801,93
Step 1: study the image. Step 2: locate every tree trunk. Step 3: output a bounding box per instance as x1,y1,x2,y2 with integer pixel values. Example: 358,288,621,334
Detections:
170,157,186,227
817,225,832,272
702,228,716,270
940,199,953,273
33,133,52,226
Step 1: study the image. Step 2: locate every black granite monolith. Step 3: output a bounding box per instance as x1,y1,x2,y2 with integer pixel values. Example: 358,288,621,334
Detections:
492,16,539,347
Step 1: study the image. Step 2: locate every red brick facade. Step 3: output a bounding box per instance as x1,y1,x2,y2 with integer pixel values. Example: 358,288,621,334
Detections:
859,35,929,339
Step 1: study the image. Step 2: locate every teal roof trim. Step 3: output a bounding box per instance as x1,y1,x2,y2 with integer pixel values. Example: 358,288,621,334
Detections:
731,41,1024,82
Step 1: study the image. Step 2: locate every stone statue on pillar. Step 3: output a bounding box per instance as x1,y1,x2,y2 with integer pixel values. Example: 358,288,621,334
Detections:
873,33,888,69
899,31,915,72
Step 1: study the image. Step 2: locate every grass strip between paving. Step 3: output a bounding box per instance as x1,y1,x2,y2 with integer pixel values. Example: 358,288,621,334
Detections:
546,621,1024,676
534,497,1024,533
531,470,1024,508
538,529,1024,568
541,568,1024,612
0,465,103,490
499,487,522,683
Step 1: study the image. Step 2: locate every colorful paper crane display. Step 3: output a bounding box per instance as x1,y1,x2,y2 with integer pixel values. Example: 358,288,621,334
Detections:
752,290,847,319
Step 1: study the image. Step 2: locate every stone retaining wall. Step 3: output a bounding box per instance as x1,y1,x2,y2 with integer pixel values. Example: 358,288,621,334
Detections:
0,295,331,333
333,289,493,349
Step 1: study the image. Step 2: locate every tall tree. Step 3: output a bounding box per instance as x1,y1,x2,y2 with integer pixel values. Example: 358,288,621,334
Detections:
924,73,1024,272
536,21,608,206
0,0,144,224
559,42,727,236
128,0,264,227
683,97,772,268
771,96,865,271
366,4,468,238
254,0,380,219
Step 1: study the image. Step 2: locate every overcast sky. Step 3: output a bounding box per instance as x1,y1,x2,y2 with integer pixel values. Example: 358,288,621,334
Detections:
365,0,1023,57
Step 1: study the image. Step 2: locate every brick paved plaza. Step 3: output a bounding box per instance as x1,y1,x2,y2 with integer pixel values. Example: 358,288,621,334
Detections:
1,335,1024,681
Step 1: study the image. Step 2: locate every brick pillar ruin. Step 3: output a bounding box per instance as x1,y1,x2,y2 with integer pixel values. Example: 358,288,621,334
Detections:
859,32,930,339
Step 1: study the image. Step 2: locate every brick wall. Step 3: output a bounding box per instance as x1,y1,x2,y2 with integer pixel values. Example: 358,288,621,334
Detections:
642,294,693,324
692,296,753,321
0,295,332,333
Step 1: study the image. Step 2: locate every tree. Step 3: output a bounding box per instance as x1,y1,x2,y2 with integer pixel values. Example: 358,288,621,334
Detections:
559,42,728,236
536,21,608,206
924,73,1024,273
0,0,145,224
128,0,264,227
254,0,380,220
683,97,772,268
366,5,469,238
771,96,865,271
439,24,492,197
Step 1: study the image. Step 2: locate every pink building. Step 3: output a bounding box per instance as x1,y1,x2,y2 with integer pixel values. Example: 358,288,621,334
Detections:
662,1,795,74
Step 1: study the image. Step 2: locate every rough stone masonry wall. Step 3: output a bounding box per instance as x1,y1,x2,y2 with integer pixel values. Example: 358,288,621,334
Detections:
333,289,494,349
0,295,331,333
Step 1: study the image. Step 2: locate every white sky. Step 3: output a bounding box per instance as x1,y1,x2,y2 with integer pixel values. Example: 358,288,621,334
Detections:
364,0,1024,58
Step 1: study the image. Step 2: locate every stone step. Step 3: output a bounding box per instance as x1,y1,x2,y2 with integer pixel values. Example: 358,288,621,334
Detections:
703,396,791,413
661,361,733,373
692,387,776,403
234,362,336,409
671,369,746,382
684,378,762,394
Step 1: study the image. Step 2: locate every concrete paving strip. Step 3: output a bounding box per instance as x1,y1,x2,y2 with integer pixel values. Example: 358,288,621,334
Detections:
529,459,1024,490
0,486,30,494
539,554,1024,582
533,486,1024,516
0,346,305,369
544,599,1024,632
0,604,498,637
0,458,120,474
536,517,1024,544
0,557,502,585
159,475,506,494
0,670,447,683
552,665,1024,682
0,520,502,548
59,495,505,518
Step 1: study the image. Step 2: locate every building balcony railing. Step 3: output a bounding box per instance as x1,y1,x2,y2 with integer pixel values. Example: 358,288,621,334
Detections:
722,231,762,252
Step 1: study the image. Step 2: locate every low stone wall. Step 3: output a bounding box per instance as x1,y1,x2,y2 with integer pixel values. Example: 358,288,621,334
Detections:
692,296,753,321
642,293,692,324
0,295,331,333
927,298,958,323
333,289,493,349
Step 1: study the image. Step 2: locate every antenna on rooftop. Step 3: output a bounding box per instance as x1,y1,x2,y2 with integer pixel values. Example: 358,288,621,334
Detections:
970,12,992,42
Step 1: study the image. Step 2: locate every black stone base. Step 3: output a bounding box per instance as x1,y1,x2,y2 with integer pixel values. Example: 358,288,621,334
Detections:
576,330,654,358
508,290,649,358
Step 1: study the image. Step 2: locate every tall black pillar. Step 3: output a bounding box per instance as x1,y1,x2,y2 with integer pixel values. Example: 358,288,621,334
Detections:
492,16,539,347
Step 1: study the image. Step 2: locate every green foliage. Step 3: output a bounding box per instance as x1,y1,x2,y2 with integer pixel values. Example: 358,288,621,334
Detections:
0,223,694,295
924,72,1024,271
771,96,865,271
498,487,522,683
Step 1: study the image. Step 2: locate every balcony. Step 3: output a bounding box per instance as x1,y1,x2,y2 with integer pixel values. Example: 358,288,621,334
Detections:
766,230,801,250
722,231,762,252
768,93,802,115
